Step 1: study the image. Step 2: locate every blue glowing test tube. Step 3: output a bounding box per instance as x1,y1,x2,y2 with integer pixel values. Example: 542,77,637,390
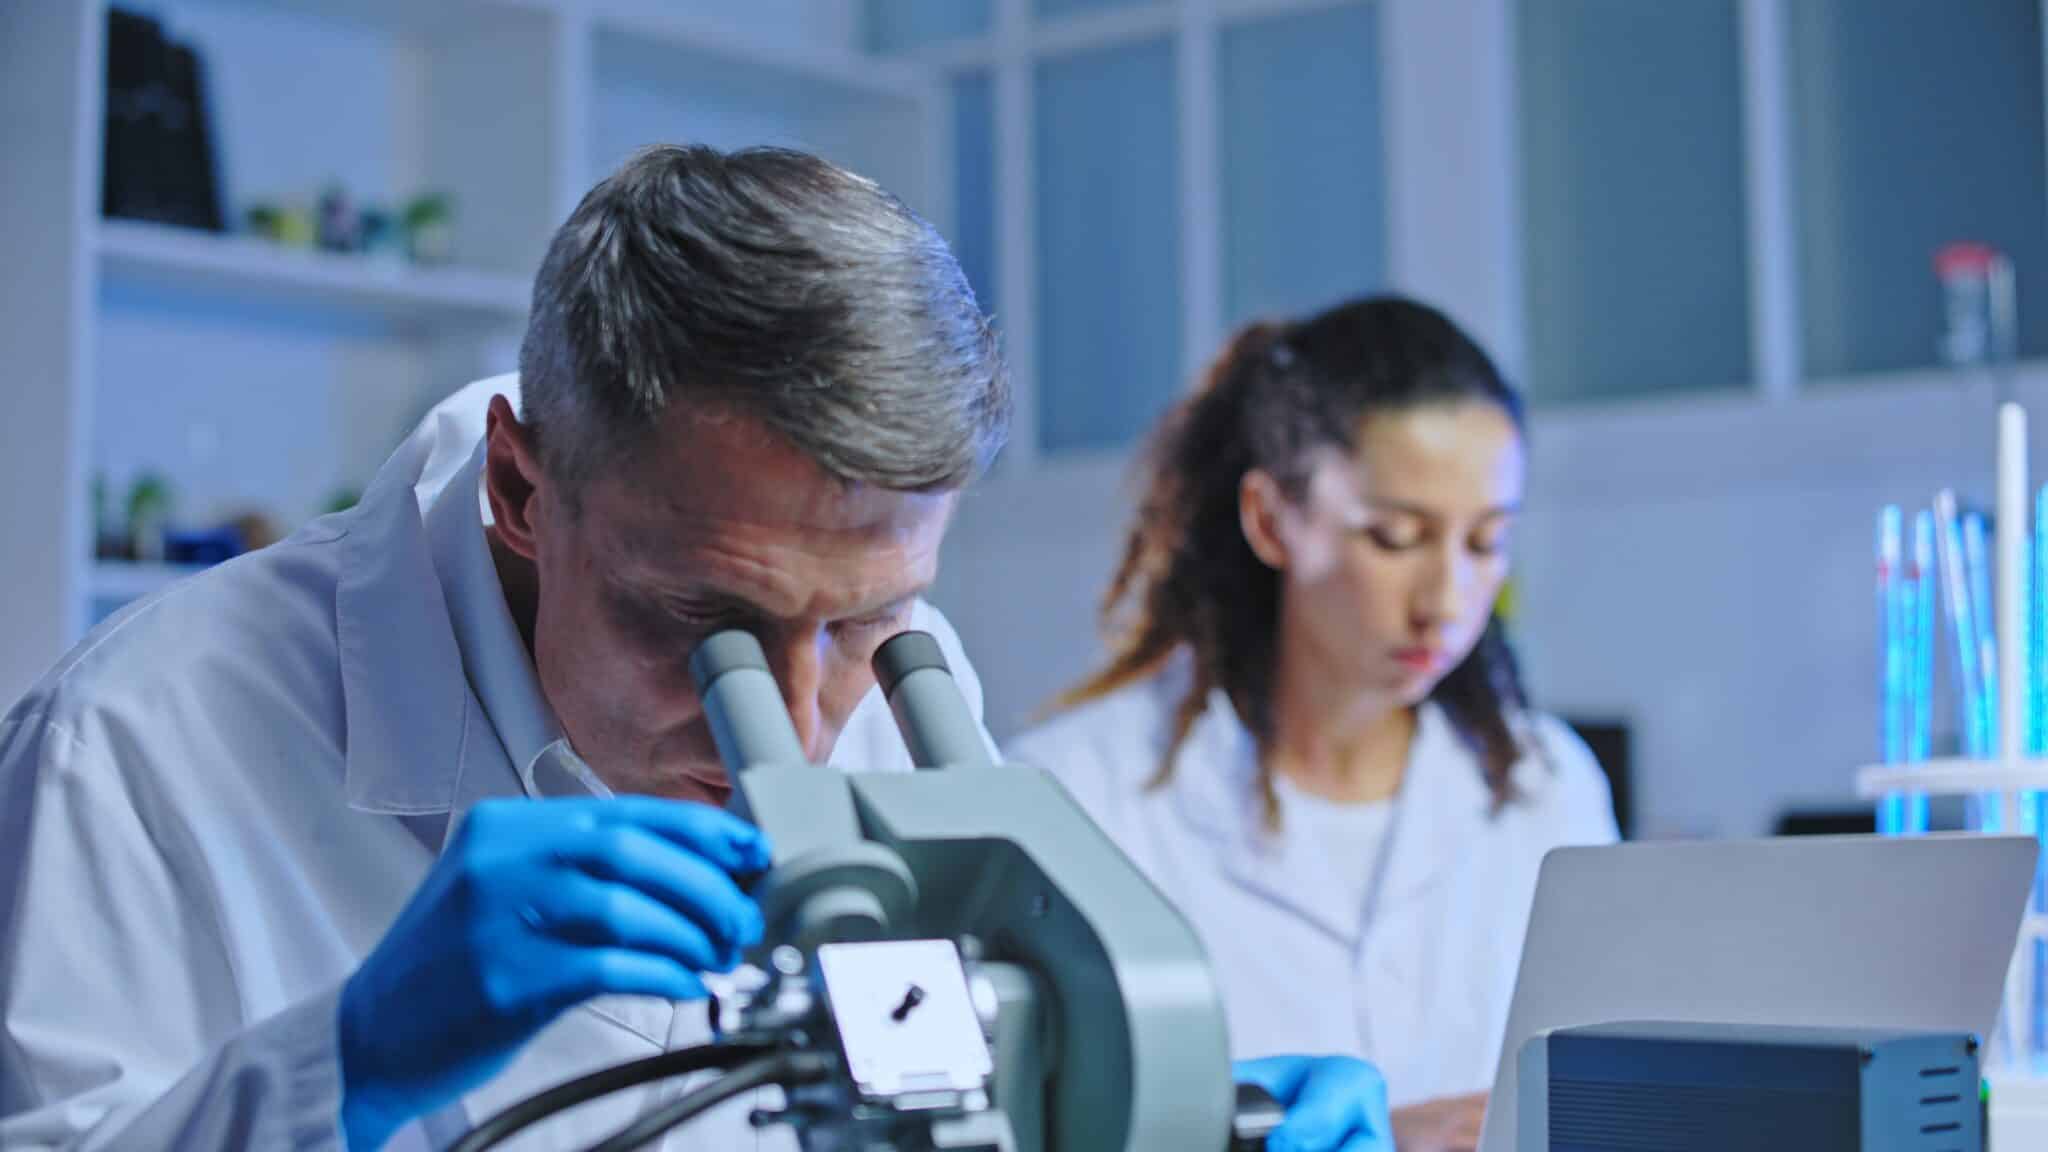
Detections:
1905,509,1935,833
2032,484,2048,1060
1878,507,1907,835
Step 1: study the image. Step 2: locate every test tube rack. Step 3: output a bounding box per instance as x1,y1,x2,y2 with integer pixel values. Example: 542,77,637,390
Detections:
1857,404,2048,1148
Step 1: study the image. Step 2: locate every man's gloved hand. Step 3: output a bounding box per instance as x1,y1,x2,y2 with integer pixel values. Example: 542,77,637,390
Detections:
1235,1055,1394,1152
337,796,771,1151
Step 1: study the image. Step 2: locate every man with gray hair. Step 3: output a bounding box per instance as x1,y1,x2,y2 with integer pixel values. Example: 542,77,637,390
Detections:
0,145,1389,1150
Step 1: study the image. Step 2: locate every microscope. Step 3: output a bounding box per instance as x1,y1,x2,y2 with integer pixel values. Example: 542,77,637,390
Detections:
453,629,1281,1152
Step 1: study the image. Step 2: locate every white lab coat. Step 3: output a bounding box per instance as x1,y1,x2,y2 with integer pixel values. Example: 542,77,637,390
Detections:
1007,658,1618,1109
0,374,991,1151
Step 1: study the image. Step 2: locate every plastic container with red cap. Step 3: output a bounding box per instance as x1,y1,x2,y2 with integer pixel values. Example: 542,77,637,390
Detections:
1937,241,2016,368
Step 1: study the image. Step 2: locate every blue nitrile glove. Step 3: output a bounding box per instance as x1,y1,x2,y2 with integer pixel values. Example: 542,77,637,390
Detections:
1235,1055,1393,1152
337,796,771,1151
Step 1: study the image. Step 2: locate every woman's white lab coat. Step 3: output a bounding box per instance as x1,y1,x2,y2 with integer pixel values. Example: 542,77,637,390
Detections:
1007,659,1618,1109
0,375,989,1150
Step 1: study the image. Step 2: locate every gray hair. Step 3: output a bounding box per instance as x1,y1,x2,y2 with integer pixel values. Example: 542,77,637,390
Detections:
517,144,1009,502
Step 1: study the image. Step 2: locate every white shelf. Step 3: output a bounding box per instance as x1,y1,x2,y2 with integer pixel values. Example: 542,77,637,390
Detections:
95,219,530,330
90,561,213,602
0,0,950,703
1856,759,2048,798
1991,1066,2048,1148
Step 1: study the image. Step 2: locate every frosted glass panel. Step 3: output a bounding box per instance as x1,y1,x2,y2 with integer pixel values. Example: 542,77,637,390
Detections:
1220,2,1386,328
865,0,991,54
951,72,998,322
1789,0,2048,378
591,29,931,220
1036,0,1156,22
1518,0,1750,402
1035,38,1180,455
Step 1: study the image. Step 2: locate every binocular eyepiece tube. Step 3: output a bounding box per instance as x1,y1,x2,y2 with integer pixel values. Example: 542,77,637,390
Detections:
871,631,995,772
689,628,994,775
687,631,810,775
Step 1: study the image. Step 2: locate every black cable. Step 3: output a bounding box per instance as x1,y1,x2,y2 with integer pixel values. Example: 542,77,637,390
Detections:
448,1039,776,1152
583,1049,839,1152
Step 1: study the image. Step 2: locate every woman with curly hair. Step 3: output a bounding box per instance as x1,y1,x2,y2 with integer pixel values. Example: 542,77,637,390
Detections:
1010,295,1618,1151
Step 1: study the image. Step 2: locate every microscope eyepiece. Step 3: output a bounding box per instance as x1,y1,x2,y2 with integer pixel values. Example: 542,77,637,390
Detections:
690,629,807,774
872,631,994,772
688,629,774,696
872,630,950,697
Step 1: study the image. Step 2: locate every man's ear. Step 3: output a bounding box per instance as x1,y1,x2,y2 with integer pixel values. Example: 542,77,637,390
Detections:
1239,469,1291,572
484,394,549,561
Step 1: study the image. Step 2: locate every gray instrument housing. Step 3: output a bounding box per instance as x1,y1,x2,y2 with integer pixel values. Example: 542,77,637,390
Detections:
691,629,1235,1152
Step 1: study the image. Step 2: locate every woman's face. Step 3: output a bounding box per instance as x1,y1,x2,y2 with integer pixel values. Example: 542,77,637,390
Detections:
1244,400,1525,705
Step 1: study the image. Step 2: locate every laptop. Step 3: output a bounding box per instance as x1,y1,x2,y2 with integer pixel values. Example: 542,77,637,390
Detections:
1477,834,2039,1152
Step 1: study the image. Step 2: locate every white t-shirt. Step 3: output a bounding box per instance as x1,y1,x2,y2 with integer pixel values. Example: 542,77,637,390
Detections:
1272,775,1397,941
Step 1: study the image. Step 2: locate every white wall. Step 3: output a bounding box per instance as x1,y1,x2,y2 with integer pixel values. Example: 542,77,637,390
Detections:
588,0,862,57
1382,0,1520,378
935,454,1132,739
93,295,438,529
936,0,2028,841
1517,372,2024,837
0,1,93,706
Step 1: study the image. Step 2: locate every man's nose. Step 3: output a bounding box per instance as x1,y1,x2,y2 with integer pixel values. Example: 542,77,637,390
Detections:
763,628,829,762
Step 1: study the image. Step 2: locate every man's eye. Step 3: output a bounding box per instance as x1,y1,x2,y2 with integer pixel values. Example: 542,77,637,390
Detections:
834,610,908,640
660,596,749,630
613,590,738,641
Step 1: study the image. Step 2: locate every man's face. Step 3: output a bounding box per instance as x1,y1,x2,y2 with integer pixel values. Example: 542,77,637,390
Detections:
483,395,954,803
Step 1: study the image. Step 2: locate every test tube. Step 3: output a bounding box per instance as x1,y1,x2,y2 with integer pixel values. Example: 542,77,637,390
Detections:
1906,509,1935,833
1964,510,2002,831
2033,485,2048,1060
1878,507,1907,836
1936,492,1985,762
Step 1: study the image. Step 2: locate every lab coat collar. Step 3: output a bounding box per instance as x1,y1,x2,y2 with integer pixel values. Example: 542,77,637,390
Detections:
337,415,542,825
422,442,607,804
1168,691,1487,945
336,427,481,817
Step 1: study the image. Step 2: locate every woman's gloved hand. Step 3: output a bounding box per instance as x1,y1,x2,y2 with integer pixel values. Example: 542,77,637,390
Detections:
337,796,771,1151
1235,1054,1393,1152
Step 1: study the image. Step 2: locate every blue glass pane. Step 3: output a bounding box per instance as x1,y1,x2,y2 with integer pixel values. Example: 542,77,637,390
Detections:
865,0,992,55
1035,38,1181,456
1519,0,1750,402
1789,0,2048,378
951,72,998,322
1220,2,1387,328
1036,0,1156,22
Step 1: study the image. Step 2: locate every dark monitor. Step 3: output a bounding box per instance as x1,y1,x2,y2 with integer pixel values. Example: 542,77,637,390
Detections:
1562,717,1632,840
1773,807,1878,837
